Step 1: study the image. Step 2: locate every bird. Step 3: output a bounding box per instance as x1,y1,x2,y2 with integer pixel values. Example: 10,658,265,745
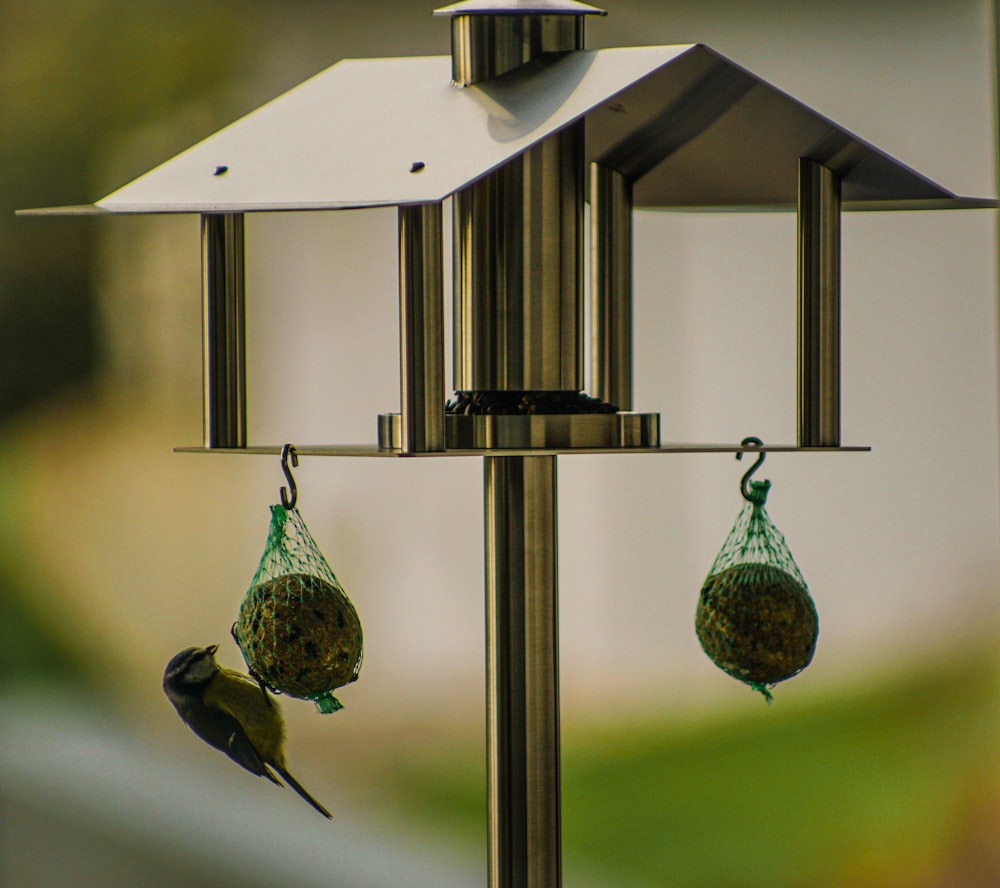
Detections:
163,644,332,818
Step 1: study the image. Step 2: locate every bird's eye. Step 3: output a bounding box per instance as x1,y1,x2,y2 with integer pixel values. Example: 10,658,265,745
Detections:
183,652,206,673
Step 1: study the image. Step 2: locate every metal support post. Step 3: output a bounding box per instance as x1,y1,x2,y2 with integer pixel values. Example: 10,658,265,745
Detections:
201,213,246,448
797,158,841,447
453,129,584,393
484,455,561,888
448,12,584,87
590,163,633,409
398,203,445,452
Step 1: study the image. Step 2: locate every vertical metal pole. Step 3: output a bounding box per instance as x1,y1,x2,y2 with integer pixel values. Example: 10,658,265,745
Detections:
448,13,584,87
484,455,561,888
398,203,445,452
453,127,584,393
450,11,586,396
201,213,246,448
797,158,842,447
590,163,633,409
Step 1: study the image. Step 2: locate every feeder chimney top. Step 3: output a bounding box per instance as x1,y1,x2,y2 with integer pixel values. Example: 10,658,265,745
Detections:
433,1,607,16
434,0,606,86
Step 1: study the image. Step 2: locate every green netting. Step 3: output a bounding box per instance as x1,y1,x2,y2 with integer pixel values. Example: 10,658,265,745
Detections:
696,478,818,702
233,504,363,714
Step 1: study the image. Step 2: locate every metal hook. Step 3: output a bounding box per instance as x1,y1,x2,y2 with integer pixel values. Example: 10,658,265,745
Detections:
736,436,766,501
280,443,298,510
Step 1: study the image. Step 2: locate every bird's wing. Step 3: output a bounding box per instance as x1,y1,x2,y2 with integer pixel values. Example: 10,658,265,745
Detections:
224,722,283,785
202,676,283,782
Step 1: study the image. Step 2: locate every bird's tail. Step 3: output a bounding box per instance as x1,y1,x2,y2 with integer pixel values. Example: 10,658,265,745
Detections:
272,764,333,819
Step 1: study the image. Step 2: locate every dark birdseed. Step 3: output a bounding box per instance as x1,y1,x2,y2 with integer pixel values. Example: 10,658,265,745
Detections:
234,572,363,700
445,390,620,415
695,563,818,690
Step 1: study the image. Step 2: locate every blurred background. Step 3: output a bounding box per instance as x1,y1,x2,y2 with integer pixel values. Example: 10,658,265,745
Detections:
1,1,998,885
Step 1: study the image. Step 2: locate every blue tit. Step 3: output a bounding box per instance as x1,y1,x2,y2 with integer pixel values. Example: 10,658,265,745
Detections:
163,644,331,818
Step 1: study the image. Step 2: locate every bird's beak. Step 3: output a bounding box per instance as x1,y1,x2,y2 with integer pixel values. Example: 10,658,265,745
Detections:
206,644,219,656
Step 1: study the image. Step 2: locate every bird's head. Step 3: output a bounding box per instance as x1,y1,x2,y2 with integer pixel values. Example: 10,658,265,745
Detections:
163,644,221,700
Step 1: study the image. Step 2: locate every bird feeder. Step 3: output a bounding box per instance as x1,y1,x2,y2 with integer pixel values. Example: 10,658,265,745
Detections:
21,1,995,885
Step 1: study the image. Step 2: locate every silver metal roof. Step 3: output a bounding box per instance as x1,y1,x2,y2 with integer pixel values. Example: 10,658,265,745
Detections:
21,44,994,216
433,1,607,15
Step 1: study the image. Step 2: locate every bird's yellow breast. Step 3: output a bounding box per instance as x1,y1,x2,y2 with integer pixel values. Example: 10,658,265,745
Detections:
204,668,287,764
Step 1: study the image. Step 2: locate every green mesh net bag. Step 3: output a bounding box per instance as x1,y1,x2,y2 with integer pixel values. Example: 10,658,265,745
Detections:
695,459,818,702
233,504,363,714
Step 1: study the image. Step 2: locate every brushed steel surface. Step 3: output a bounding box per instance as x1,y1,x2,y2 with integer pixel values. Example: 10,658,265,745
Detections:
453,128,584,391
201,213,246,448
484,455,561,888
377,413,401,451
398,204,446,452
178,440,870,457
445,411,658,449
797,158,841,447
590,163,633,409
20,196,997,217
449,0,584,394
435,0,605,15
449,13,582,86
55,44,979,215
377,411,659,449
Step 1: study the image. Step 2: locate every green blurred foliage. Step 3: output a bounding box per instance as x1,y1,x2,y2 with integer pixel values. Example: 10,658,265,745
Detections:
0,0,260,689
0,430,84,687
388,645,1000,887
0,561,83,687
0,0,250,418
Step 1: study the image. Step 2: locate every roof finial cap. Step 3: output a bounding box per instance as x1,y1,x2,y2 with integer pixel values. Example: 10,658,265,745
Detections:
434,1,607,17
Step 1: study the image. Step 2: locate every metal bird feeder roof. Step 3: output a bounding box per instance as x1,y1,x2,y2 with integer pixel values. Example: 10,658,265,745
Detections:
26,44,989,216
